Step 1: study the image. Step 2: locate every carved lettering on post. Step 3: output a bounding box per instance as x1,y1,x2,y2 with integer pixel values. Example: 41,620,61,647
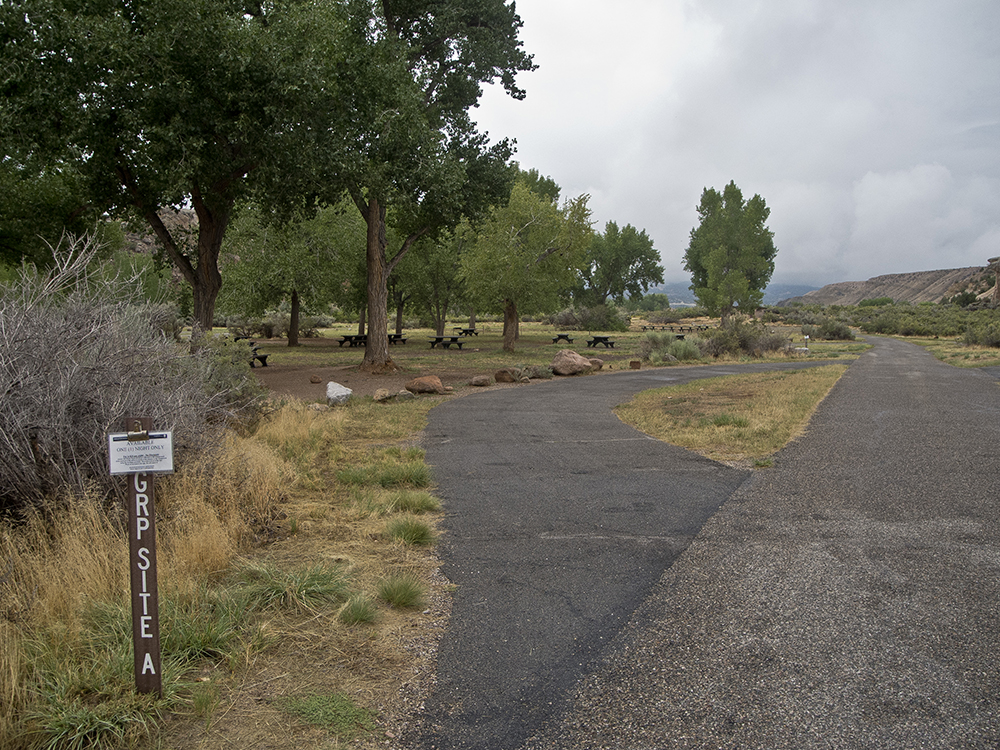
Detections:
126,417,162,696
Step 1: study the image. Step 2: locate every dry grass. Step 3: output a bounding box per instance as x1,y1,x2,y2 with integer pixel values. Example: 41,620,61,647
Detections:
0,394,443,750
615,365,848,466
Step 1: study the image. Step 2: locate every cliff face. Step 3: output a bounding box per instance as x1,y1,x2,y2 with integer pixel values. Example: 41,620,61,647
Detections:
779,267,989,306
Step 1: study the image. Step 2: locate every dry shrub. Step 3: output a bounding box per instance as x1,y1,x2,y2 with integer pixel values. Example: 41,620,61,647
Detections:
0,235,266,515
158,434,290,582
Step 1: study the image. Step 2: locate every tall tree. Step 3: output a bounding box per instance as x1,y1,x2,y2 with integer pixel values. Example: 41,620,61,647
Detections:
0,0,355,332
683,181,777,324
577,221,664,306
463,181,592,352
220,201,366,346
339,0,534,372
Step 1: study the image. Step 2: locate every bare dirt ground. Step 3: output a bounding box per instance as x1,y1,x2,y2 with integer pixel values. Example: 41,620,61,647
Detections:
249,335,637,402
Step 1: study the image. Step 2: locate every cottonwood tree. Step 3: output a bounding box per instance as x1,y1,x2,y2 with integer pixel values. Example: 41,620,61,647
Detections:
220,201,367,346
683,181,777,324
577,221,664,306
0,0,357,333
462,181,593,352
337,0,534,372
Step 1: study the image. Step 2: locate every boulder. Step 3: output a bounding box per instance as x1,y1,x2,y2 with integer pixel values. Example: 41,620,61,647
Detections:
396,390,416,401
551,349,594,376
494,368,518,383
470,375,493,387
373,388,394,403
406,375,446,394
326,382,353,406
589,359,604,370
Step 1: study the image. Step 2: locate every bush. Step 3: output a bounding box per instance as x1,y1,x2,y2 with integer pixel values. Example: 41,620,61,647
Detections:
963,322,1000,347
551,304,629,332
698,320,788,358
0,236,267,514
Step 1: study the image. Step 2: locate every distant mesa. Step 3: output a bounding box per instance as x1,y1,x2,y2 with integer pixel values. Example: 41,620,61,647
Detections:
777,267,990,306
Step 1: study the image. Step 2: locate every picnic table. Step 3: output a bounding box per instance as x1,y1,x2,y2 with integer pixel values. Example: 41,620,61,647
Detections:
337,334,368,348
388,333,408,345
453,327,479,336
235,338,269,367
552,333,574,343
429,336,465,350
586,336,616,349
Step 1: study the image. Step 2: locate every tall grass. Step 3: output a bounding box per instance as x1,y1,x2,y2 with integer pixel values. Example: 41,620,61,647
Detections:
0,397,442,748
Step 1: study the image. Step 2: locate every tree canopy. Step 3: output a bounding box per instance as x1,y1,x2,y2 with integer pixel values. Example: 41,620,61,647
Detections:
1,0,360,330
577,221,664,306
336,0,535,371
683,181,777,323
462,180,592,351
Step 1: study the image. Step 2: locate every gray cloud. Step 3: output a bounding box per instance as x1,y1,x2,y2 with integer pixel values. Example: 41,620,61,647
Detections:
474,0,1000,285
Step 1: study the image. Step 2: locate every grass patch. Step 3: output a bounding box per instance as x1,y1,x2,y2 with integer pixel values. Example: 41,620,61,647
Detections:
277,693,376,740
616,365,848,465
377,573,426,609
908,335,1000,368
385,516,436,546
338,594,379,626
234,561,352,613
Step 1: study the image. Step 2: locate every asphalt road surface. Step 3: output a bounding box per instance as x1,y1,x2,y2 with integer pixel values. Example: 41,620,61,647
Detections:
408,339,1000,749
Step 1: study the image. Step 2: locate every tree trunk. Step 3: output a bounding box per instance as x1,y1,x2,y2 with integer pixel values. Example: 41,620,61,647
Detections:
502,298,518,352
468,307,476,330
360,195,394,372
288,289,300,346
393,289,406,334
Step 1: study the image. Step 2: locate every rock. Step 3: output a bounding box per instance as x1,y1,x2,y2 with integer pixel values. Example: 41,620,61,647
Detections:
373,388,394,402
471,375,493,387
396,390,416,401
551,349,594,376
494,368,518,383
310,375,322,384
589,359,604,370
326,382,353,406
405,375,446,394
629,360,641,370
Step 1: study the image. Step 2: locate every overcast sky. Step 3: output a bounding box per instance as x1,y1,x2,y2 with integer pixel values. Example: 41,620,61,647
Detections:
472,0,1000,286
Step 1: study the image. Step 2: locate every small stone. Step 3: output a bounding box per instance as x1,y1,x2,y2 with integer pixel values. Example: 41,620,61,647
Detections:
471,375,493,387
310,375,322,384
373,388,394,402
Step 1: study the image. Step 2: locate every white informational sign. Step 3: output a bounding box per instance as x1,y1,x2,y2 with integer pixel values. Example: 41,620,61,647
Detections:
108,432,174,475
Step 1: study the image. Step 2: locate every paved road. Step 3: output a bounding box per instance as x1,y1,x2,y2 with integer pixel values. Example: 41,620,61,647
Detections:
409,339,1000,749
409,359,833,749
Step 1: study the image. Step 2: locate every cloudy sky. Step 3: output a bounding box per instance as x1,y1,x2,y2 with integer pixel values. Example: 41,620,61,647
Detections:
472,0,1000,286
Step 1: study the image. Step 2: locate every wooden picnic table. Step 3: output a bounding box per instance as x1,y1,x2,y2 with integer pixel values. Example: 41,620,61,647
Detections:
429,336,464,350
453,327,479,336
388,333,408,345
337,334,367,347
552,333,574,343
586,336,616,349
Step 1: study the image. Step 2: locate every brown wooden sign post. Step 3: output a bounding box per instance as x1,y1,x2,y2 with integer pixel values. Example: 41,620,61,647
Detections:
109,416,174,697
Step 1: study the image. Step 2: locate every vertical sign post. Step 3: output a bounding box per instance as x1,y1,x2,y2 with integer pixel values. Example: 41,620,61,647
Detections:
109,416,174,697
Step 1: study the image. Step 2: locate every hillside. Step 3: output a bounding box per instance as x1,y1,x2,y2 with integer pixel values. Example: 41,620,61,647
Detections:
778,267,992,306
